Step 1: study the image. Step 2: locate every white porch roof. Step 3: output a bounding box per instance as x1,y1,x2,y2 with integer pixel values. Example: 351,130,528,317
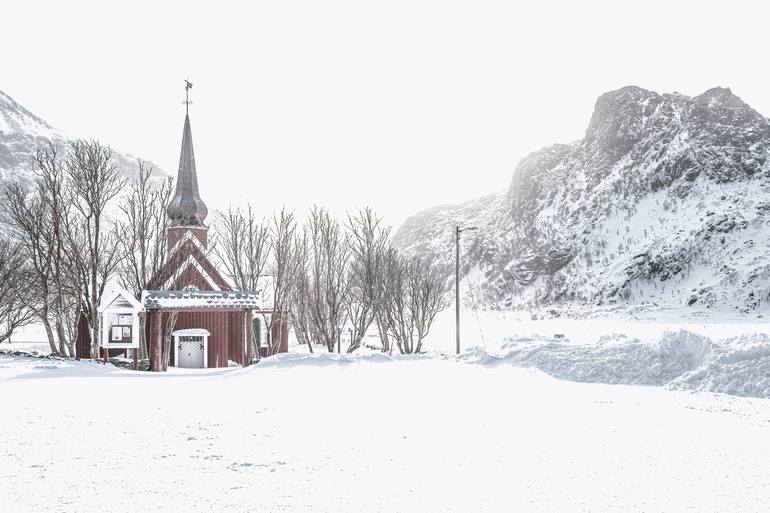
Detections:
172,328,211,336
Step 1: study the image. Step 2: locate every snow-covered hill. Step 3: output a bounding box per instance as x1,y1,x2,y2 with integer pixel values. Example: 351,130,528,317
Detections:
0,89,163,198
394,86,770,315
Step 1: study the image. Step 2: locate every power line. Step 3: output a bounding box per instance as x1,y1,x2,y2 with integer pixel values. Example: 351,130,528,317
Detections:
455,225,477,354
464,272,487,349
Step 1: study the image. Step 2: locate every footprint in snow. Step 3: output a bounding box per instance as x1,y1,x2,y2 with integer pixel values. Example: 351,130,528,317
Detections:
228,461,285,471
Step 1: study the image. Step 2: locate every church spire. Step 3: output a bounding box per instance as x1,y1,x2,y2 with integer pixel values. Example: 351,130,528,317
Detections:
167,80,208,227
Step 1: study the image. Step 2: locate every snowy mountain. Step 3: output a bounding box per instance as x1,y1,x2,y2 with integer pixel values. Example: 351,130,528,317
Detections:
0,89,163,198
394,86,770,314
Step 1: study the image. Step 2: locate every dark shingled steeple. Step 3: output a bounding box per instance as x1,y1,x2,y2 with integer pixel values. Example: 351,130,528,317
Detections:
167,113,208,226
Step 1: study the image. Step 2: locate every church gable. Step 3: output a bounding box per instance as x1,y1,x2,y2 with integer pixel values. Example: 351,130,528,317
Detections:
168,226,209,252
148,236,232,291
168,257,221,291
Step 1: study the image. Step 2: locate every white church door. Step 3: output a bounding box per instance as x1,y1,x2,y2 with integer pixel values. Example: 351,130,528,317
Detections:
173,330,210,368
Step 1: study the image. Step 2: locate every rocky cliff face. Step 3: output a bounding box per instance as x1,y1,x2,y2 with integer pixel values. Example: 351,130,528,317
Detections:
0,89,163,200
393,86,770,314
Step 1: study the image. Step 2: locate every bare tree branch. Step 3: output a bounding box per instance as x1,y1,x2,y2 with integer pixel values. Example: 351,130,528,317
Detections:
66,139,127,358
263,208,301,355
213,204,269,291
345,207,390,352
0,237,35,344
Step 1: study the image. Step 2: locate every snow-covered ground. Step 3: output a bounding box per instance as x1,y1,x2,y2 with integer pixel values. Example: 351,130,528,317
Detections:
2,349,770,512
4,308,770,510
7,306,770,399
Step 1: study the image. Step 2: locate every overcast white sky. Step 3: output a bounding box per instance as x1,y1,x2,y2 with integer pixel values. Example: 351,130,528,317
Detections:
2,0,769,228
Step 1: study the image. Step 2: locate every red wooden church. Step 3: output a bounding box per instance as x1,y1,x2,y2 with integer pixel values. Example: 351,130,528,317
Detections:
94,85,289,371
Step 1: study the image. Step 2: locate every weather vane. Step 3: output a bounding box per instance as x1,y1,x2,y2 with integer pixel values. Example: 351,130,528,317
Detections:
182,78,193,115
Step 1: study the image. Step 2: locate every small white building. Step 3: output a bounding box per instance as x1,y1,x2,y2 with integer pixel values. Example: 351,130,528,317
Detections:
97,288,143,367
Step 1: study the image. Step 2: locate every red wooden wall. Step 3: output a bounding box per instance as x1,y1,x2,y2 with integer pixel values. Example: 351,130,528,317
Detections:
75,313,91,358
147,309,255,369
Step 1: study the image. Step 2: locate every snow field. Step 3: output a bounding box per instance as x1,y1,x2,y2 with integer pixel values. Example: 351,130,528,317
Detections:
2,352,770,512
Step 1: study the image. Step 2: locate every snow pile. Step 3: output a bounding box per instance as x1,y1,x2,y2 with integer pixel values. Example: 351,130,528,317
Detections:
464,329,770,398
465,330,712,386
671,333,770,397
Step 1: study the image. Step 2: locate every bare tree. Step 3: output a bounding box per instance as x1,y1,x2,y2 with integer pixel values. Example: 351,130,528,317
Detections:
288,231,314,353
117,162,173,358
263,208,301,355
37,146,73,356
61,219,88,356
345,207,390,352
213,204,269,290
4,145,82,355
5,182,57,354
66,139,127,357
289,207,351,353
381,254,446,354
118,162,172,294
409,258,446,353
380,250,411,354
310,206,350,352
0,238,35,344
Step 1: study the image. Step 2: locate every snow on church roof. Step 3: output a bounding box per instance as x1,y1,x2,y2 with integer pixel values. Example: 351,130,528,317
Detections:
142,290,262,310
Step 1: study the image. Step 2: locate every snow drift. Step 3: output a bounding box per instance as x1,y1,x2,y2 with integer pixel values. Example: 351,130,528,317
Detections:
5,326,770,399
462,329,770,398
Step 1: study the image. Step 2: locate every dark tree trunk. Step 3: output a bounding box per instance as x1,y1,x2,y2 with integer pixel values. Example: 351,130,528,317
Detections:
138,314,148,360
42,316,58,356
161,311,178,371
149,312,163,372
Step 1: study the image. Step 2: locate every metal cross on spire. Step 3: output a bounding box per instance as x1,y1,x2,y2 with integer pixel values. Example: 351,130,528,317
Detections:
182,79,193,115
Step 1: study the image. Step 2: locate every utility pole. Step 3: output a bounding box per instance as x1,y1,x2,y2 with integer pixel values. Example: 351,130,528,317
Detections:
455,225,477,355
455,227,460,355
